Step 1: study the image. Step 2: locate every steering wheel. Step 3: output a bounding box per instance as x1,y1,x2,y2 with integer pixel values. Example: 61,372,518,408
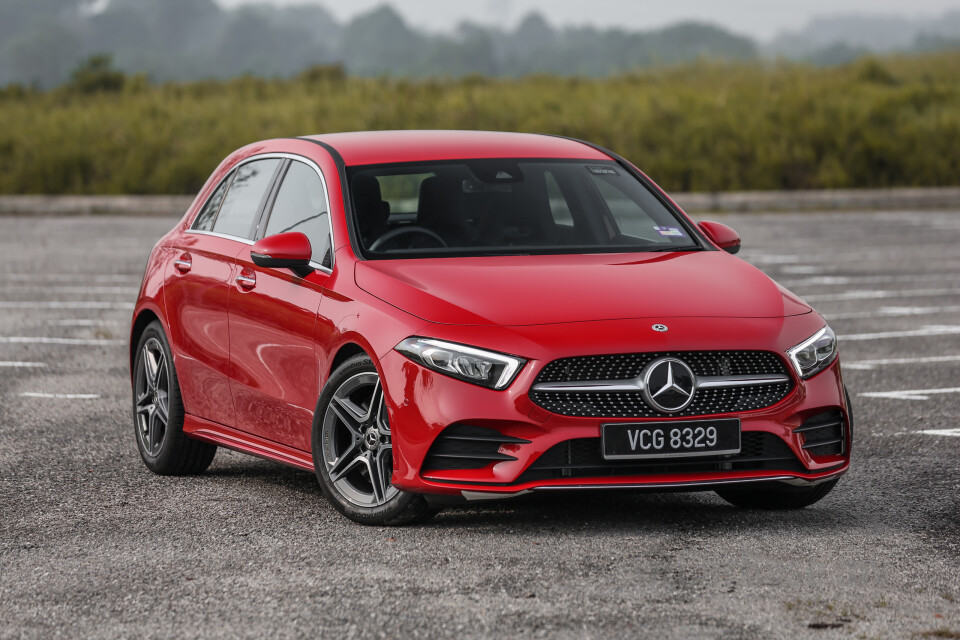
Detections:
369,226,447,251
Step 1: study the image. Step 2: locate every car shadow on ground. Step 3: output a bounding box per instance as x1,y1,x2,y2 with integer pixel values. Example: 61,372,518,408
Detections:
430,489,855,535
201,456,856,534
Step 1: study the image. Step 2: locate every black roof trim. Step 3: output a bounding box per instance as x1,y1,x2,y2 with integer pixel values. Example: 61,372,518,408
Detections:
292,136,365,259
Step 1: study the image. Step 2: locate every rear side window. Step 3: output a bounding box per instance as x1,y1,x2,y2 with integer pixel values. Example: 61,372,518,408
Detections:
263,161,333,268
192,171,232,232
212,159,281,239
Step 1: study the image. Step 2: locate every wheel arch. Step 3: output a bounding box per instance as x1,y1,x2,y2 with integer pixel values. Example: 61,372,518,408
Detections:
129,307,163,382
327,342,370,382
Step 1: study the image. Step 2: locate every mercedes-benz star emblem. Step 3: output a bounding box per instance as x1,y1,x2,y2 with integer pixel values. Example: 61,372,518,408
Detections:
641,358,696,413
652,324,668,332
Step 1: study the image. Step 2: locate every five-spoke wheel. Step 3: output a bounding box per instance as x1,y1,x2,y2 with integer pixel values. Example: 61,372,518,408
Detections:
321,372,398,507
135,337,170,458
132,320,216,475
312,354,437,525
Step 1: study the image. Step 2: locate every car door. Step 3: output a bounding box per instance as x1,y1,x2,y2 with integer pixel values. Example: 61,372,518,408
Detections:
165,157,283,427
227,157,334,451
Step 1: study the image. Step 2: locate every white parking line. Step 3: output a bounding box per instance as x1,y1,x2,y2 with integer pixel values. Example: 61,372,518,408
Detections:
860,387,960,401
0,286,136,294
0,361,46,368
0,274,139,283
779,265,823,275
840,325,960,341
844,355,960,370
746,254,801,264
53,319,122,326
0,302,133,310
781,273,960,287
0,336,124,346
916,428,960,437
19,392,101,400
804,288,960,302
827,305,960,320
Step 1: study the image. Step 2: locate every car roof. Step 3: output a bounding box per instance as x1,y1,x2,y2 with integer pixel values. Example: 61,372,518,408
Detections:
301,130,613,166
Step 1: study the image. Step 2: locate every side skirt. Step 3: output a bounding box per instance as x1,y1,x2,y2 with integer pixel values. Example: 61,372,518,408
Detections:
183,414,314,472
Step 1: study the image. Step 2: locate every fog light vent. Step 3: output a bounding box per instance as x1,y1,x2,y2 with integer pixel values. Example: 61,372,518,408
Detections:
794,410,845,456
422,424,530,472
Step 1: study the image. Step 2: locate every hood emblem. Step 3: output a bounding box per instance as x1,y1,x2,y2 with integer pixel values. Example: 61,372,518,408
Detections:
652,324,668,332
641,358,696,413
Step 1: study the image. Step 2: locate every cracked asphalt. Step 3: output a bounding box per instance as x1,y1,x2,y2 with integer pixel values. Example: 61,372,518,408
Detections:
1,211,958,639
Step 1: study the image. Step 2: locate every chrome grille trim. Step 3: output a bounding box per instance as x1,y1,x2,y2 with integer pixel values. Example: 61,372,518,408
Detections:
529,351,795,418
533,373,790,394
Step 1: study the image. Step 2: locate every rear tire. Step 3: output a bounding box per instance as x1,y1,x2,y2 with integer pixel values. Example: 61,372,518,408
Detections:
312,354,438,526
132,320,216,475
715,478,839,509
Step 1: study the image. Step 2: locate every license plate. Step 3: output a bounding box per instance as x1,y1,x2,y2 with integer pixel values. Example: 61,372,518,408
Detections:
602,419,741,460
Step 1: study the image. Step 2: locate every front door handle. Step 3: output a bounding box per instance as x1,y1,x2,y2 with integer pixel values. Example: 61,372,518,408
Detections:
235,272,256,289
174,253,192,273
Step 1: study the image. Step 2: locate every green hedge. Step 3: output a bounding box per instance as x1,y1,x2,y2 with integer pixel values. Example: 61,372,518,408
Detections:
1,53,959,194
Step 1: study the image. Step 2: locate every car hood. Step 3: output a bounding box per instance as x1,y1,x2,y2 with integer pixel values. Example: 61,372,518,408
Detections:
354,251,812,327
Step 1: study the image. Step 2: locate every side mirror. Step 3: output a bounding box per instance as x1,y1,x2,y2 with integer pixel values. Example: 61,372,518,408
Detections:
251,232,314,277
698,221,741,255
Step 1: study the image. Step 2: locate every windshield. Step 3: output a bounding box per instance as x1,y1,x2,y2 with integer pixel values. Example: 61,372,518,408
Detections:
348,159,702,258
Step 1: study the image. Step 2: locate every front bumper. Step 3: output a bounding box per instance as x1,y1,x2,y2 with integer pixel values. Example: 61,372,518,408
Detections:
381,333,850,498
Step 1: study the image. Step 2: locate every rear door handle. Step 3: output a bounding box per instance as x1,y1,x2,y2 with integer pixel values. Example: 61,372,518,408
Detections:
174,253,192,273
235,272,256,289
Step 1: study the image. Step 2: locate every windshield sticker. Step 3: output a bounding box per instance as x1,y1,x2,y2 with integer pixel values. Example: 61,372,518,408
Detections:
587,165,619,176
654,226,686,237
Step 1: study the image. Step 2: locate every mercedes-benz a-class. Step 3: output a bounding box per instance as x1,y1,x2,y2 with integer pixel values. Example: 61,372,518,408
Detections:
131,131,850,525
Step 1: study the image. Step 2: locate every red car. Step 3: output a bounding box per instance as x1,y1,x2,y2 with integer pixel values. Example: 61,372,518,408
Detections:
130,131,850,525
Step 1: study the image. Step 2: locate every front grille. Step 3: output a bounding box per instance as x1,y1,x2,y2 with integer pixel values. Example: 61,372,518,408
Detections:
794,410,845,456
422,424,530,472
516,431,806,484
530,351,794,418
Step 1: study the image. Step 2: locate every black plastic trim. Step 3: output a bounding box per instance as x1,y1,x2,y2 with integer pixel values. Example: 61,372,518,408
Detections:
253,159,290,241
430,452,518,462
442,433,531,444
293,137,365,260
802,438,845,450
793,420,844,434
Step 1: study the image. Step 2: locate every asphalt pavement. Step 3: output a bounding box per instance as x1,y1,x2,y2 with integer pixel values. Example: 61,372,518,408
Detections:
1,211,958,639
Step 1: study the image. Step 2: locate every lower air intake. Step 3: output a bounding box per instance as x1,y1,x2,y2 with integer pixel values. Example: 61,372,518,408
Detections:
423,424,531,472
794,410,845,456
516,431,807,484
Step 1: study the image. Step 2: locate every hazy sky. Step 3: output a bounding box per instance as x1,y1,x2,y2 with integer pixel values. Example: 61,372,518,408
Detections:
218,0,960,39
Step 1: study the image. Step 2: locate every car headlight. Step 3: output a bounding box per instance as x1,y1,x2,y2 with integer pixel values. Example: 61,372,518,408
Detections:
786,325,838,379
395,337,526,390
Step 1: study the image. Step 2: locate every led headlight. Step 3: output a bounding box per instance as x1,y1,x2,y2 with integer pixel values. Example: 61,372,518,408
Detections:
787,325,838,379
395,337,526,390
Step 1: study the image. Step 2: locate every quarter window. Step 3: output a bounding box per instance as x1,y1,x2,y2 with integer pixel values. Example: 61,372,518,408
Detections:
212,159,282,239
264,161,333,268
192,171,232,232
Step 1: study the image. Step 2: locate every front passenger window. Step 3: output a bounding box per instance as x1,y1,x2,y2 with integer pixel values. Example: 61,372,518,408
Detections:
264,161,333,268
212,159,282,239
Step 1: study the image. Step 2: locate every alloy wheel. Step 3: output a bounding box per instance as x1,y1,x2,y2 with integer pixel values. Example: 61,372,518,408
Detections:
321,372,398,507
135,337,169,457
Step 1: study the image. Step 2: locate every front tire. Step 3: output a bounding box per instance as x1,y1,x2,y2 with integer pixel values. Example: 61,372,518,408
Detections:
312,354,437,525
132,320,216,475
715,478,839,509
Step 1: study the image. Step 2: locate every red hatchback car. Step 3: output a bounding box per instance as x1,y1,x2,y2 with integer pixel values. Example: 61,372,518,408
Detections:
131,131,850,525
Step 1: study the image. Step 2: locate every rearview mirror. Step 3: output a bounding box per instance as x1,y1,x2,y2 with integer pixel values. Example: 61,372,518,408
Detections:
251,232,314,277
698,221,741,255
